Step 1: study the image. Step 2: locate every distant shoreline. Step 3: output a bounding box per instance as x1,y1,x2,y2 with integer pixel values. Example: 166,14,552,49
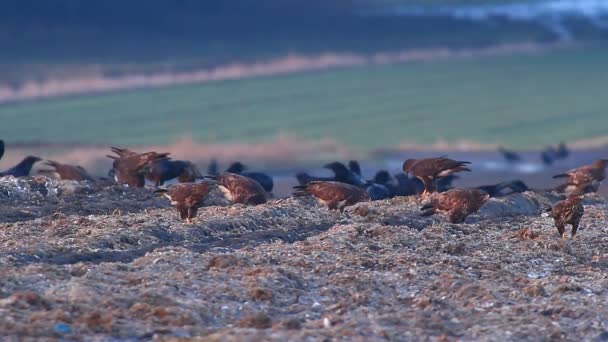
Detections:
0,42,568,105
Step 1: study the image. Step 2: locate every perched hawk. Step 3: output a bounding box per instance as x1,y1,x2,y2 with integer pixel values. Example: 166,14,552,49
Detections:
226,162,274,193
550,194,584,240
145,159,202,186
38,160,94,181
293,181,370,211
420,188,489,223
107,147,169,187
155,181,215,224
211,172,268,205
553,159,608,194
0,156,42,177
403,157,471,195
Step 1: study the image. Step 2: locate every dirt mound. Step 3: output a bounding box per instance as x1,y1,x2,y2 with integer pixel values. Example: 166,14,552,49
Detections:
1,176,607,340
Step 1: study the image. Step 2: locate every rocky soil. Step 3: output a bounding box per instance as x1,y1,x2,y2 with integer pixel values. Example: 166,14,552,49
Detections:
1,176,608,341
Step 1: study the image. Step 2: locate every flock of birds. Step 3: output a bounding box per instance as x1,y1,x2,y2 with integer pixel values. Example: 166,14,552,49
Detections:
0,139,604,240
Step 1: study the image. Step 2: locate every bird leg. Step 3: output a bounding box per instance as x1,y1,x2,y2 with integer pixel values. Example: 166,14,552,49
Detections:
186,217,191,224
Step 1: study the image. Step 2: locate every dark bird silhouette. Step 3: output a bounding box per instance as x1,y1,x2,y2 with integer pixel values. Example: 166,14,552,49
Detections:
553,159,608,194
209,172,267,205
373,170,422,197
295,172,335,186
107,147,170,187
207,159,220,176
225,162,274,193
155,181,215,224
498,147,522,162
550,194,584,240
38,160,94,181
540,147,557,166
403,157,471,195
0,156,42,177
295,161,365,187
348,160,362,177
293,181,370,212
365,183,390,200
476,179,529,197
556,142,569,159
145,159,201,186
420,188,489,223
324,161,366,187
0,140,4,161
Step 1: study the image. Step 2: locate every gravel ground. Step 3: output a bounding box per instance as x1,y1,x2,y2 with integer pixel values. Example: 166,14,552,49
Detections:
1,176,608,341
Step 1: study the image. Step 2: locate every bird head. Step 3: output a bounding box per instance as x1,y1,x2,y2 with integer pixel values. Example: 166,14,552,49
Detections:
402,159,416,173
348,160,362,176
226,162,246,174
323,161,349,179
374,170,392,185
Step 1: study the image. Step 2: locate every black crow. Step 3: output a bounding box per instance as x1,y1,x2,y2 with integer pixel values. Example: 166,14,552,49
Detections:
498,147,521,162
476,179,530,197
226,162,274,193
0,156,42,177
0,140,4,161
145,159,202,186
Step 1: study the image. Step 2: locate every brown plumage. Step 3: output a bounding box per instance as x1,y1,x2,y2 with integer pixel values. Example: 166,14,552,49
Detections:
403,157,471,194
155,181,215,224
293,181,370,212
38,160,94,181
420,188,489,223
553,159,608,194
550,194,584,240
107,147,170,187
213,172,268,205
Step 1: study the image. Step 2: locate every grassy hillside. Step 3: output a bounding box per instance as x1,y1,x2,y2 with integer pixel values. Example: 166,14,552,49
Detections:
1,46,606,149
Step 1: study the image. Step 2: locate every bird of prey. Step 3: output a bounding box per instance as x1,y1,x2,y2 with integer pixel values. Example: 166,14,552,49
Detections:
550,194,584,240
107,147,169,187
476,179,529,197
553,159,608,194
155,181,215,224
209,172,267,205
293,181,370,212
403,157,471,195
498,147,522,163
0,140,4,161
145,159,202,186
225,162,274,193
38,160,94,181
0,156,42,177
420,188,489,223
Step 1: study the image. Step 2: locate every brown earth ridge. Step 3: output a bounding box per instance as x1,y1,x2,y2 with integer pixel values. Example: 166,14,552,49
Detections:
1,176,608,340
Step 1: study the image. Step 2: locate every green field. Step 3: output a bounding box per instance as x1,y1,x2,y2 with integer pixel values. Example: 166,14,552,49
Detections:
1,46,607,150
